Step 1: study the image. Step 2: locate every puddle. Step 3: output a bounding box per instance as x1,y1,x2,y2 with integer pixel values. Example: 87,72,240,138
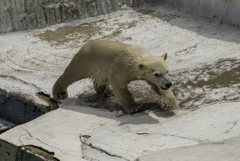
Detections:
0,118,15,134
76,58,240,111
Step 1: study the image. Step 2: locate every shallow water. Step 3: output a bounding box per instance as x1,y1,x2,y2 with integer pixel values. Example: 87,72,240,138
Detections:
0,118,15,134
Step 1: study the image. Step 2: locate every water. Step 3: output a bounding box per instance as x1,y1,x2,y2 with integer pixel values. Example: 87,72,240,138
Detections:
0,118,15,134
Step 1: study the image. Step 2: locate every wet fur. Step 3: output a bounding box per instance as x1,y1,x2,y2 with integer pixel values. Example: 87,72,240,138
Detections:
52,40,178,113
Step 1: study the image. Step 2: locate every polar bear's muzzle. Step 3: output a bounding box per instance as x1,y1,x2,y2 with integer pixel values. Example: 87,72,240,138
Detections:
161,81,172,90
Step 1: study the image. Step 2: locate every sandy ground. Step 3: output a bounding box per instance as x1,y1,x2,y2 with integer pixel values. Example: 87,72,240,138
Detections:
0,2,240,161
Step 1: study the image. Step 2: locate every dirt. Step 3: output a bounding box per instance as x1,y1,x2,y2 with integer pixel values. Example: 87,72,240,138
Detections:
23,145,59,161
171,58,240,110
35,19,139,47
138,9,181,22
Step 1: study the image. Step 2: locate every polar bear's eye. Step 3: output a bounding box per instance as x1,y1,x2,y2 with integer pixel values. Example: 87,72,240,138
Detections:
154,73,162,77
139,64,144,69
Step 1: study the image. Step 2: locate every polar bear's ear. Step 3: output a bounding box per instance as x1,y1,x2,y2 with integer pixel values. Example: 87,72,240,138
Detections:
161,53,168,61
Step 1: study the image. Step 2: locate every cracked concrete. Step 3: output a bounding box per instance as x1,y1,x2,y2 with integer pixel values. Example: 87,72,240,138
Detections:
80,135,129,161
1,1,240,161
77,102,240,160
224,119,239,134
1,102,240,161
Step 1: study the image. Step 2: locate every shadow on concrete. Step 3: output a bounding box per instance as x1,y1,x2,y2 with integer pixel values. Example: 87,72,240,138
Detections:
60,96,177,125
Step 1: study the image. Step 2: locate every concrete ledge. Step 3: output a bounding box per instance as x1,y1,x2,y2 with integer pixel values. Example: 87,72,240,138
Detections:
0,139,60,161
0,102,240,161
136,136,240,161
0,139,18,161
0,76,57,124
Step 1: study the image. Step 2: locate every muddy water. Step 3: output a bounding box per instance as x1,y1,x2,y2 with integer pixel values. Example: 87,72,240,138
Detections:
171,58,240,110
36,19,138,47
76,58,240,112
0,118,15,134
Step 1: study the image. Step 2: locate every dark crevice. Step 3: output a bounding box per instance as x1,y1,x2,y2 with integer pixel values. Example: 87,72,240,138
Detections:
19,145,60,161
36,92,58,111
80,135,129,161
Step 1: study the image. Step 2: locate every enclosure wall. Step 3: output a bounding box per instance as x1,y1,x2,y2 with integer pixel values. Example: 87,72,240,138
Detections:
166,0,240,26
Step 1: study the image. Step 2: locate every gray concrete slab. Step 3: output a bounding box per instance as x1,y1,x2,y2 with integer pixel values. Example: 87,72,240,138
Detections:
136,136,240,161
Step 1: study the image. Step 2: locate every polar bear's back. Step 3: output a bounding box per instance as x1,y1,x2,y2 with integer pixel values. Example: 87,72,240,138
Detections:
79,40,127,62
63,40,151,82
63,41,128,81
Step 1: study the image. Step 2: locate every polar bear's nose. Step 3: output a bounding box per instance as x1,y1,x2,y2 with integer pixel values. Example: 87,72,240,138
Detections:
165,82,172,89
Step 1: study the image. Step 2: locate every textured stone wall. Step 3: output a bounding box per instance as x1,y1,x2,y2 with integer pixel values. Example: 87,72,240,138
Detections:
1,0,239,33
0,0,147,33
166,0,240,27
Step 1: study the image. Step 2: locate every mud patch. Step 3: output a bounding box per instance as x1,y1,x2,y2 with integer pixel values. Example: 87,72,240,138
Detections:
35,22,101,47
76,58,240,112
77,93,122,112
35,19,138,47
171,58,240,109
76,80,168,112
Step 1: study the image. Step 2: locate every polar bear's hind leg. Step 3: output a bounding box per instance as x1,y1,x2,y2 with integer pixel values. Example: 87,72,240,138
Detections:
93,80,112,98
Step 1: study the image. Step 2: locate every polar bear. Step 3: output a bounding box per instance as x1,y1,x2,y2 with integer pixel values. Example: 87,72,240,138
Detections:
52,40,178,113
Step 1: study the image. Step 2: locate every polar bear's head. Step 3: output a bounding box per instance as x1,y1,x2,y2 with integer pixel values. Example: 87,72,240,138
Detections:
138,53,172,90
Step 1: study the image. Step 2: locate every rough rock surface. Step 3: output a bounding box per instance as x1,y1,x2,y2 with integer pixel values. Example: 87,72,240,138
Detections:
0,0,148,33
1,0,240,33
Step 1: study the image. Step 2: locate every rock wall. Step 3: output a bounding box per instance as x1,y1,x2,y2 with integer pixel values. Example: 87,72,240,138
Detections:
1,0,239,33
0,0,148,33
166,0,240,26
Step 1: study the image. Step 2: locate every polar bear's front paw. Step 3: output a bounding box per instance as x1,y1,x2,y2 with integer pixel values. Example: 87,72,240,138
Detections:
123,103,142,114
160,96,178,111
53,91,68,100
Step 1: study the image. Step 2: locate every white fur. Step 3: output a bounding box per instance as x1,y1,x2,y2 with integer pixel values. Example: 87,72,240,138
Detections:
52,40,178,113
